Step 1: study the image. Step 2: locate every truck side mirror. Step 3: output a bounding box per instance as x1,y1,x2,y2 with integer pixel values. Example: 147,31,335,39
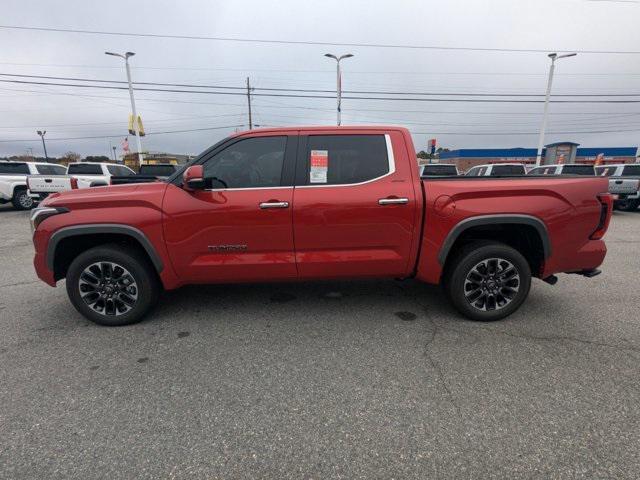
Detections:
182,165,205,191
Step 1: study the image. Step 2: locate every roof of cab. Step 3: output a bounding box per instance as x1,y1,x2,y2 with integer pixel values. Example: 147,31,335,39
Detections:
229,125,411,137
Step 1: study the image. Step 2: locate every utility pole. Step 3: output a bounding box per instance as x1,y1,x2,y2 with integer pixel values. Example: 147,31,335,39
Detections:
535,52,577,166
324,53,354,126
246,77,253,130
36,130,48,162
105,51,143,164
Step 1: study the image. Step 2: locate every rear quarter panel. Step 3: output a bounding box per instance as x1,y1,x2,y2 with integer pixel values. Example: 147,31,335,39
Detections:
416,176,609,284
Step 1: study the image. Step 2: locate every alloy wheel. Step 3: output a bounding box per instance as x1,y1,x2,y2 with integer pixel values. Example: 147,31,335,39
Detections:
78,261,139,316
463,258,520,312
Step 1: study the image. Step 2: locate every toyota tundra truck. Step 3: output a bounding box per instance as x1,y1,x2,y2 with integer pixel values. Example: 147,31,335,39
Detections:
31,126,613,326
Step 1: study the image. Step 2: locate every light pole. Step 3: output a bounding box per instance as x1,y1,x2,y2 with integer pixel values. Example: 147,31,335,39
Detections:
36,130,48,162
324,53,354,126
105,51,143,164
535,52,577,166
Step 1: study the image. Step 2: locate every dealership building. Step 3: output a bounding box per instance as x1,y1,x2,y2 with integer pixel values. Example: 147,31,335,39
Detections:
437,142,638,172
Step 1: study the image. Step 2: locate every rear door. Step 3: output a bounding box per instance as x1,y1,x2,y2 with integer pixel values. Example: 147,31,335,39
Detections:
292,130,418,279
162,133,298,283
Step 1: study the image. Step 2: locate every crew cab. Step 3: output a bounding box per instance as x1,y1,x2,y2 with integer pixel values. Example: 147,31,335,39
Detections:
595,164,640,211
31,126,612,326
110,163,180,185
465,163,526,176
27,162,136,196
0,161,66,210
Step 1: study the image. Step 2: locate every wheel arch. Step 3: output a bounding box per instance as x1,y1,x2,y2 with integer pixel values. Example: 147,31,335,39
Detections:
47,224,164,281
439,215,550,277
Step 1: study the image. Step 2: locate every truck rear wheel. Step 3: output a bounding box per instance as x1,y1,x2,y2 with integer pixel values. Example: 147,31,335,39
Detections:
66,245,160,326
12,189,34,210
445,242,531,321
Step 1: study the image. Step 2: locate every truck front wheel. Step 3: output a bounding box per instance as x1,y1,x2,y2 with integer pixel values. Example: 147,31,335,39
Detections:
445,242,531,321
66,245,160,326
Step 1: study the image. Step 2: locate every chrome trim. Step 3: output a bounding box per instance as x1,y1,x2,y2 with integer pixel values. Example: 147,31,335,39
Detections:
378,197,409,205
204,186,294,192
259,201,289,209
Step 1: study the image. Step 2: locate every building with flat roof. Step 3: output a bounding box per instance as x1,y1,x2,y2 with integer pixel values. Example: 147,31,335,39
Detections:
438,143,638,173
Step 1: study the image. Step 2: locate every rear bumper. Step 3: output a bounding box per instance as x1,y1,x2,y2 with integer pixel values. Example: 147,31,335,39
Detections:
543,239,606,278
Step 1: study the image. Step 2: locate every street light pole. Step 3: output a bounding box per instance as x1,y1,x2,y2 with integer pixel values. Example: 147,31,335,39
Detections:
325,53,354,126
105,51,144,164
535,52,577,166
36,130,48,162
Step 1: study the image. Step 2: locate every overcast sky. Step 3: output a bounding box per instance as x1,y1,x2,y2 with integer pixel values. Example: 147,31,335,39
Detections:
1,0,640,158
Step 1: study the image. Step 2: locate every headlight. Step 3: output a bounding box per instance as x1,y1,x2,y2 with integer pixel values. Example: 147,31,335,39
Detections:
30,207,69,234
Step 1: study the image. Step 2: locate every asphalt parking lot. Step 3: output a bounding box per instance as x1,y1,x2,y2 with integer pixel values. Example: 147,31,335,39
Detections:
1,204,639,479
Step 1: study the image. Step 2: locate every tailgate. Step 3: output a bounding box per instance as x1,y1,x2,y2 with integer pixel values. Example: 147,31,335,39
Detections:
27,175,73,193
609,178,639,195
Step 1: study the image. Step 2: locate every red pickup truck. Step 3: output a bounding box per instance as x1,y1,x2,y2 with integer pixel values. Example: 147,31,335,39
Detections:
31,126,612,326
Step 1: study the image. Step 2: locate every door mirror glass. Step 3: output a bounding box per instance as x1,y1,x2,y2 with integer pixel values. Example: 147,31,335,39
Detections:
182,165,205,191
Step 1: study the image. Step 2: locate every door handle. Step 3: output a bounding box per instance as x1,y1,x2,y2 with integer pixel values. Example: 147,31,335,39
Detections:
259,201,289,209
378,197,409,205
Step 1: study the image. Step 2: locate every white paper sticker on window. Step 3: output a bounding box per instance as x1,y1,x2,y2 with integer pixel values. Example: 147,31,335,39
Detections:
310,150,328,183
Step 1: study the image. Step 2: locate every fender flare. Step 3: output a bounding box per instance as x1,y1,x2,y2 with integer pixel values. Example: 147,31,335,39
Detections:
46,224,164,272
438,214,551,265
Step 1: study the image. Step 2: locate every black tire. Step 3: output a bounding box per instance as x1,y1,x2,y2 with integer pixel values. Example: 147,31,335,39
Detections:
616,199,640,212
66,244,160,326
12,189,34,210
444,241,531,322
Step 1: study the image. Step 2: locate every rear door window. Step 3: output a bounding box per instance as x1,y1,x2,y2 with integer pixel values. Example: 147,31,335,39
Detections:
622,165,640,176
67,163,103,175
302,135,389,185
0,163,29,174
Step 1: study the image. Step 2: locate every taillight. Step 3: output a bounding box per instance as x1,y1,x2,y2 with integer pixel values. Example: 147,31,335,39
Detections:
590,193,613,240
70,177,79,189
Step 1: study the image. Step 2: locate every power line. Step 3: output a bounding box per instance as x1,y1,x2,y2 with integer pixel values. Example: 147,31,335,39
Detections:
3,78,640,103
0,124,244,143
1,24,640,55
4,73,640,97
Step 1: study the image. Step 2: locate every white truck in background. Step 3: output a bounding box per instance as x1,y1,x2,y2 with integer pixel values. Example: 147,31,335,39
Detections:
27,162,136,196
0,161,66,210
596,164,640,211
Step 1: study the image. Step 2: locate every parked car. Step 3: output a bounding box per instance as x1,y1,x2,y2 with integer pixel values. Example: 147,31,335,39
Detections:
465,163,527,176
528,164,595,175
27,162,136,196
110,163,181,185
420,164,459,177
0,161,66,210
595,164,640,211
31,126,612,326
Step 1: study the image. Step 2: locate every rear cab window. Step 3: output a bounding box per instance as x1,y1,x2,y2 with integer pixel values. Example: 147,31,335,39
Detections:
35,164,67,175
491,165,525,176
561,165,595,175
67,163,103,175
0,162,30,175
301,134,390,185
139,165,177,176
596,166,616,176
106,165,135,176
421,164,457,176
622,165,640,176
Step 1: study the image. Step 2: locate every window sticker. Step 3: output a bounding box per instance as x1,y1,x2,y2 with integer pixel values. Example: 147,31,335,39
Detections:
310,150,329,183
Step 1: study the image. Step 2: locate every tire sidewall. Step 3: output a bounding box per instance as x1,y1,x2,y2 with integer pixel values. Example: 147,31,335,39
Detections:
66,246,158,326
447,243,532,322
12,190,34,210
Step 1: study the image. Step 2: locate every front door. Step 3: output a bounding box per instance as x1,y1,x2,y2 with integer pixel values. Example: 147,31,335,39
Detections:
162,134,297,283
292,130,419,279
